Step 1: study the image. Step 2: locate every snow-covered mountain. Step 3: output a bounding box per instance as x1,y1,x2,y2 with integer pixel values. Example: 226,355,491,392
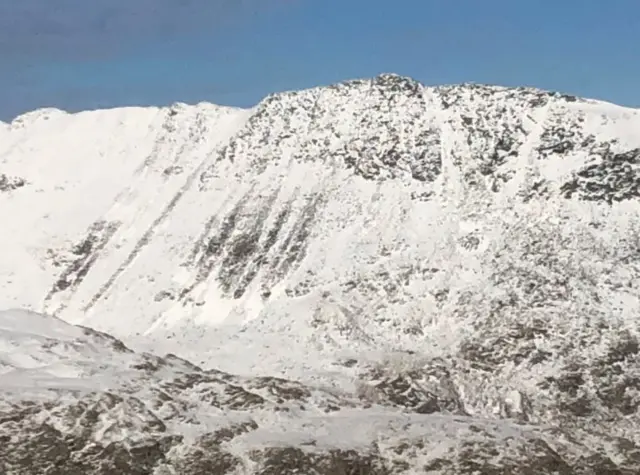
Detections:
1,74,640,473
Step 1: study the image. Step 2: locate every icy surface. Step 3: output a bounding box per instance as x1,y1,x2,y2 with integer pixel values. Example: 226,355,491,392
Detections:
1,74,640,473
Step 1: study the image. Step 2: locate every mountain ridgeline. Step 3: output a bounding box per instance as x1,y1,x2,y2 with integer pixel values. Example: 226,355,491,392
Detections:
1,74,640,473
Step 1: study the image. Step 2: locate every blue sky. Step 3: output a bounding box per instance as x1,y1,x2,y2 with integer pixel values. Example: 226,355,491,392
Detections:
1,0,639,120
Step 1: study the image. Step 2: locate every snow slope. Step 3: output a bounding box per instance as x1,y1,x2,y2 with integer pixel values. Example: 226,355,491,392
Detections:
1,74,640,473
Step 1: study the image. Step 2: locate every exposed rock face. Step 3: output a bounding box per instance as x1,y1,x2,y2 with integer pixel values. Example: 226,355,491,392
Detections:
1,75,640,473
0,173,25,192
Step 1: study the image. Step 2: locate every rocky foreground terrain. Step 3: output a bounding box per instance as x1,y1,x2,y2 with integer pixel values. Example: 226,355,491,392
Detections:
1,74,640,473
1,309,639,474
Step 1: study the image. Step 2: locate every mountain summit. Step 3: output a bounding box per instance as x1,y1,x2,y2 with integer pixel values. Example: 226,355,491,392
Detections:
1,74,640,473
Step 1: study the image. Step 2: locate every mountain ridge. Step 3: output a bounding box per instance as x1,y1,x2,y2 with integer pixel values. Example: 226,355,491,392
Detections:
1,73,640,473
6,74,639,128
